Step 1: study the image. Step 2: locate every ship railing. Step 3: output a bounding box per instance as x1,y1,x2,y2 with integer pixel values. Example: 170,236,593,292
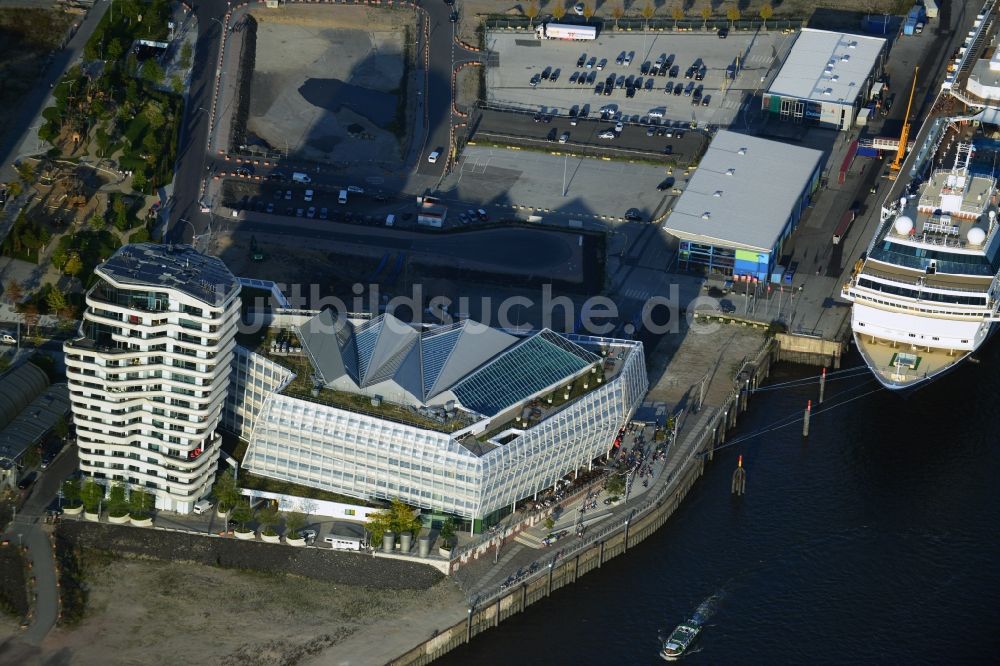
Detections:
859,266,993,294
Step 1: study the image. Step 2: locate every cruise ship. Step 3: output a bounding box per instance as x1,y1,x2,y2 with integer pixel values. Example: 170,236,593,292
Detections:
842,138,1000,391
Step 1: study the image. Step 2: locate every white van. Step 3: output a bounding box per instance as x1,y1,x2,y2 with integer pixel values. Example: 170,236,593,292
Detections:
0,333,15,345
304,189,314,202
324,534,363,551
192,499,214,515
385,214,395,227
292,172,311,184
338,190,348,204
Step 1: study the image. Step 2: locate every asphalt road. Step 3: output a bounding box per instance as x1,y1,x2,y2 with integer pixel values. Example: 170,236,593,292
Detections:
166,0,229,244
415,0,457,178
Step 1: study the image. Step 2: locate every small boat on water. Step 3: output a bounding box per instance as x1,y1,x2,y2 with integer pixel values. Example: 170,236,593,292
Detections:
659,621,701,660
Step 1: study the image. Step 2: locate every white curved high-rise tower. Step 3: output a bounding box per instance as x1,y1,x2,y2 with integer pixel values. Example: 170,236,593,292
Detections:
64,244,241,513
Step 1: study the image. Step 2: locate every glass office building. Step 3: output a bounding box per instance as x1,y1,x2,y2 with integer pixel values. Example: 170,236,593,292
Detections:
230,313,647,529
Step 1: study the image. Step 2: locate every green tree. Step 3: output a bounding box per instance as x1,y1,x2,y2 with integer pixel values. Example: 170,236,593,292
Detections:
21,444,41,470
88,213,105,232
113,195,128,228
257,501,280,536
129,487,154,518
81,478,105,513
230,499,253,531
544,516,555,530
171,75,184,95
365,498,423,546
142,61,164,86
64,253,83,277
605,473,626,497
438,516,458,548
759,3,773,30
107,38,124,62
46,286,67,313
53,416,69,440
212,469,240,512
284,511,307,539
526,1,539,28
51,245,68,271
131,170,148,193
61,478,82,507
180,42,193,68
107,481,128,517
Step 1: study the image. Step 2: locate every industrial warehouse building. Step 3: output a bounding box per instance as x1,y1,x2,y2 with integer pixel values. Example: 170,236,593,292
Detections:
661,130,824,281
224,310,648,532
763,28,887,130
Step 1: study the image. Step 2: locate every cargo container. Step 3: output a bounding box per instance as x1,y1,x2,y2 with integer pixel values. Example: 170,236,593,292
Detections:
832,210,856,245
536,22,597,40
903,18,917,35
923,0,938,19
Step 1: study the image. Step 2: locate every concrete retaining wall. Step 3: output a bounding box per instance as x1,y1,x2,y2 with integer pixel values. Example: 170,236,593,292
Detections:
775,333,845,368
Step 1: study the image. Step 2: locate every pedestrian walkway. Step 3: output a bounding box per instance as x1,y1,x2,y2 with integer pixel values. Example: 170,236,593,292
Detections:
6,513,58,644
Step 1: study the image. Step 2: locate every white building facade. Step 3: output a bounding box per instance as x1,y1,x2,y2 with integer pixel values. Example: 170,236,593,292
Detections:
65,244,241,513
231,315,648,530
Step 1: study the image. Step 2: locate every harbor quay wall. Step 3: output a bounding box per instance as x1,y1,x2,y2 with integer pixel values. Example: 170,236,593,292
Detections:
389,341,778,666
774,332,846,369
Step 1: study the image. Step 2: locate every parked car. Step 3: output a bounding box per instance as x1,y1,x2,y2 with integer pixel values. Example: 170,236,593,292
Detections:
644,77,654,91
307,206,316,218
550,68,560,82
547,127,558,141
718,27,730,38
586,56,596,69
530,74,541,87
598,130,616,139
594,82,605,95
319,207,328,220
541,66,552,80
625,208,643,222
577,53,587,68
702,94,712,107
569,71,580,84
559,131,570,144
669,65,680,78
193,499,214,515
428,150,441,163
657,177,676,191
596,58,607,70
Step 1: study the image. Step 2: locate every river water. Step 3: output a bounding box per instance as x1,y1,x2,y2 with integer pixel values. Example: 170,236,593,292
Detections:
438,345,1000,665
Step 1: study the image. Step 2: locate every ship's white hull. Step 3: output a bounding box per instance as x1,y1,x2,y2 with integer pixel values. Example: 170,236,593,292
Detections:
852,320,996,392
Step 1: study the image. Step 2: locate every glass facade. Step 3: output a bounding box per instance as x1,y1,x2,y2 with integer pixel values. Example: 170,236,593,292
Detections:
234,335,648,524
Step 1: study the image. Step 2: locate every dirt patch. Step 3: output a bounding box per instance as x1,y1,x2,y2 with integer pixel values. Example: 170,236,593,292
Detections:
0,543,28,623
455,65,483,113
0,8,75,131
35,556,462,666
245,6,415,165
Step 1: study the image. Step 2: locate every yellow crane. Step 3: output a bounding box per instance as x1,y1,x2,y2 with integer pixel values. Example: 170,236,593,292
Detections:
889,66,919,175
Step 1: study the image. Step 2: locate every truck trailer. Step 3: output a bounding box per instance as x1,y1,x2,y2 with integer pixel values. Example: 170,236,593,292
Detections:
536,22,597,40
923,0,938,19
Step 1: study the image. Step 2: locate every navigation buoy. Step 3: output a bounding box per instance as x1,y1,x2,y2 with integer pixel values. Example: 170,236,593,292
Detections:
731,455,746,495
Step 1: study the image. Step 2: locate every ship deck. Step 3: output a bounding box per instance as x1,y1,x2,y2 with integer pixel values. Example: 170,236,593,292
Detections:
854,332,970,388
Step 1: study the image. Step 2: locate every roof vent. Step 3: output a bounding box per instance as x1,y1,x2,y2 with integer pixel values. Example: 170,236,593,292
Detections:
849,41,858,48
831,74,840,81
701,212,711,220
713,190,723,197
824,88,833,95
738,147,747,155
841,54,850,61
726,168,736,176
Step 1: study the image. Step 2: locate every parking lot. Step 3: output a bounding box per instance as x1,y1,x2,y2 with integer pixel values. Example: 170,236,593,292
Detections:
440,145,684,223
484,30,796,130
472,107,708,164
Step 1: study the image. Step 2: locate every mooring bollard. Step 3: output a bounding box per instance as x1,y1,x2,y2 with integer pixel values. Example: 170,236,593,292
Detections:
803,400,812,437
